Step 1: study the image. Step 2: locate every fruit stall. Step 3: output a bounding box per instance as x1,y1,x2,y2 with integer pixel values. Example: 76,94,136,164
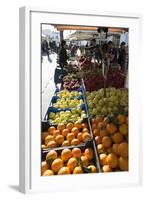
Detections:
41,57,128,176
41,24,128,176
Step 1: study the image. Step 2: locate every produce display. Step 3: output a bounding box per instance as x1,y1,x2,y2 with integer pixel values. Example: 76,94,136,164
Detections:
41,147,97,176
42,48,129,175
41,122,93,149
49,109,87,124
84,69,126,91
91,114,128,172
86,87,128,117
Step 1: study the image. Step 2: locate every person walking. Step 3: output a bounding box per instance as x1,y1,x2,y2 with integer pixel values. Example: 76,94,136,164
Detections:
59,40,69,68
118,41,126,70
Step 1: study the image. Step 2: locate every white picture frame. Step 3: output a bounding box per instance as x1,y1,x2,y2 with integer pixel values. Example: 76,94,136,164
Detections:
19,6,143,194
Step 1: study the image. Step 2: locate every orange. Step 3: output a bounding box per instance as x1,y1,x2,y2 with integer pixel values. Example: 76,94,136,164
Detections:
57,123,65,132
67,157,78,172
102,136,112,148
71,138,80,146
106,153,118,168
41,161,48,175
82,132,92,142
73,166,83,174
106,123,117,134
45,135,54,145
66,133,75,142
47,141,57,148
119,124,128,135
81,155,89,167
93,129,100,136
97,122,104,130
43,169,54,176
97,144,106,154
53,130,61,138
111,132,123,144
72,147,82,158
100,129,108,138
74,122,82,130
87,165,97,173
102,165,112,172
51,158,63,173
71,127,79,136
42,132,49,142
48,126,56,135
118,142,128,158
95,116,104,123
99,153,107,166
82,123,88,129
66,123,74,131
58,167,70,175
119,156,128,171
117,114,126,124
84,148,94,161
82,128,89,133
55,135,64,145
62,140,70,147
92,124,97,130
62,129,69,137
46,150,58,161
95,136,102,145
77,132,83,142
112,144,119,155
61,148,72,162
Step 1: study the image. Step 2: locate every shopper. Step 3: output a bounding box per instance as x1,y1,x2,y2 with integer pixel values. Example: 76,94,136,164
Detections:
41,40,52,62
118,41,126,70
107,41,117,65
59,40,69,68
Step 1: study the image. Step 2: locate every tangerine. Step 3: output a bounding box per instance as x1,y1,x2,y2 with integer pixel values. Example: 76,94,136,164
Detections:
72,147,82,158
111,132,123,144
71,138,80,146
67,157,78,172
48,126,56,135
102,165,112,172
46,150,58,161
118,142,128,157
47,141,57,148
102,136,112,148
66,133,75,142
117,114,126,124
99,153,107,166
55,135,64,145
71,127,79,136
66,123,74,131
61,148,72,162
84,148,94,161
58,167,70,175
73,166,83,174
45,135,54,145
62,129,69,137
106,153,118,168
43,169,54,176
57,123,65,132
41,161,48,175
119,124,128,135
106,123,117,134
62,140,70,147
81,155,89,167
77,132,83,142
87,165,97,173
51,158,63,173
82,132,92,142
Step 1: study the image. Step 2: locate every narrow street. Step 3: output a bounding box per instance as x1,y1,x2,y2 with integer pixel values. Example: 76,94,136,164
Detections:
41,53,57,119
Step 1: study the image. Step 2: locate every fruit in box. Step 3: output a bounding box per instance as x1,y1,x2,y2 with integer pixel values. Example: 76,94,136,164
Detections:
57,90,82,99
86,87,128,117
49,109,87,124
42,147,97,175
53,98,83,109
91,114,129,172
42,122,92,148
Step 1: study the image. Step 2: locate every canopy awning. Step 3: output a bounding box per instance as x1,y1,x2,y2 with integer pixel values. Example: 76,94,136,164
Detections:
53,25,125,33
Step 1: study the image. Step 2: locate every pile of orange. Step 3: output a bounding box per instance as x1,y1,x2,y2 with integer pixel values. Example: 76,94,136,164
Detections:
91,114,129,172
41,147,97,176
41,122,92,148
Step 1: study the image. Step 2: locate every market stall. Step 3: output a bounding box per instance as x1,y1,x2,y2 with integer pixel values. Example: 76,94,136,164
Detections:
41,25,129,176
